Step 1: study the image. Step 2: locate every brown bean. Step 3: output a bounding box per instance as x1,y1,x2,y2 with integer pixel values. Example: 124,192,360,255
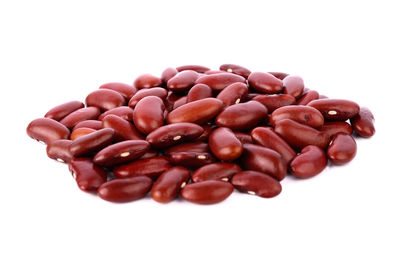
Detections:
253,94,296,113
290,145,327,178
319,121,353,138
45,101,84,121
231,171,282,198
68,158,107,191
134,73,162,89
219,64,251,78
350,107,375,137
69,128,114,157
192,162,242,182
209,127,243,161
70,127,96,140
180,180,234,204
164,142,209,155
73,120,103,130
216,82,248,107
234,132,254,144
60,107,100,129
168,151,216,168
133,96,165,134
195,73,246,91
85,89,126,111
161,67,178,85
283,75,304,99
99,82,137,99
270,105,324,128
27,118,70,144
98,177,153,203
187,84,212,102
327,133,357,164
98,106,134,121
102,114,144,141
113,156,171,180
308,99,360,120
176,65,210,73
296,90,319,105
128,87,168,108
46,139,73,163
248,72,283,94
167,70,199,93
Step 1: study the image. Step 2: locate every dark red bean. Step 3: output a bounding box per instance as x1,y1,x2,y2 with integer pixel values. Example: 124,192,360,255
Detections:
45,101,84,121
27,118,70,144
268,72,289,80
70,127,96,140
350,107,375,137
98,106,134,121
296,90,319,105
69,128,114,157
234,132,254,144
164,92,180,112
164,142,209,155
319,121,353,138
85,89,126,111
68,158,107,191
60,107,100,129
253,94,296,113
140,149,159,159
176,65,210,73
98,176,153,203
172,96,188,109
46,139,73,163
290,145,327,178
327,133,357,164
270,105,324,128
245,93,262,101
180,180,234,204
133,96,165,134
151,166,191,203
216,82,248,107
168,151,216,168
192,162,242,182
231,171,282,198
128,87,168,108
248,72,283,94
187,84,212,102
209,127,243,161
102,114,144,141
73,120,103,130
167,70,199,93
219,64,251,78
196,124,213,142
113,156,171,180
161,67,178,85
195,73,246,91
283,75,304,99
134,73,162,89
99,82,137,99
308,99,360,120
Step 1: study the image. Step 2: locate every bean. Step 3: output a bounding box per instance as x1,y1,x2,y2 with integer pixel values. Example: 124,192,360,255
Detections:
192,162,242,182
248,72,283,94
167,70,199,93
102,114,144,141
133,96,165,134
253,94,296,113
195,73,246,91
219,64,251,78
70,127,96,140
270,105,324,128
216,82,248,107
180,180,234,204
204,70,225,74
60,107,100,129
290,145,327,178
161,67,178,85
268,72,289,80
98,176,153,203
73,120,102,130
85,89,126,111
113,156,171,180
308,99,360,120
350,107,375,137
187,84,212,102
168,151,216,168
172,96,188,109
46,139,73,163
45,101,84,121
27,118,70,144
209,127,243,161
296,90,319,105
164,91,180,112
234,132,254,144
164,142,209,155
69,128,114,157
231,171,282,198
140,149,159,159
327,133,357,164
196,124,213,142
68,158,107,191
134,73,162,89
98,106,134,121
99,82,137,99
128,87,168,108
176,65,210,73
319,121,353,138
283,75,304,99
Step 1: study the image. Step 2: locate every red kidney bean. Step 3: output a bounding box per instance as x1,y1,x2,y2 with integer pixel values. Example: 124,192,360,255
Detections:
296,90,319,105
268,72,289,80
99,82,137,99
167,98,223,125
133,96,165,134
68,158,107,191
46,139,73,163
187,84,212,102
27,118,70,144
327,133,357,164
60,107,100,129
219,64,251,78
168,151,216,168
167,70,199,93
151,166,191,203
234,132,254,144
216,82,248,107
134,73,162,89
195,73,246,91
98,106,134,121
70,127,96,140
73,120,103,130
253,94,296,113
69,128,114,157
128,87,168,108
231,170,282,198
164,142,209,155
290,145,327,178
245,93,262,100
102,114,144,141
172,96,188,109
176,65,210,73
251,127,296,163
248,72,283,94
204,70,225,75
319,121,353,138
192,162,242,182
196,124,213,142
140,149,159,159
146,123,204,149
240,144,287,181
270,105,324,128
113,156,171,180
98,176,153,203
308,99,360,120
93,140,150,166
180,180,233,204
161,67,178,85
85,89,126,111
215,101,267,131
283,75,304,99
209,127,243,161
274,119,330,150
350,107,375,137
45,101,84,121
164,91,180,112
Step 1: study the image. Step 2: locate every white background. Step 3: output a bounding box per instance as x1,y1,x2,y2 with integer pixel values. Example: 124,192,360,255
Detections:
1,0,399,264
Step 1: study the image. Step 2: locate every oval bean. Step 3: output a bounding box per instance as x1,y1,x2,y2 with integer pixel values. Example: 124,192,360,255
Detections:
209,127,243,161
219,64,251,78
231,170,282,198
270,105,324,128
167,70,199,93
134,73,162,89
85,89,125,111
253,94,296,113
283,75,304,99
290,145,327,178
69,128,115,157
192,162,242,182
195,73,246,91
128,87,168,108
99,82,137,99
98,106,134,121
216,82,248,107
45,101,84,121
133,96,165,134
180,180,234,204
350,107,375,137
102,114,144,141
187,84,212,102
308,99,360,120
60,107,100,129
46,139,73,163
319,121,353,138
27,118,70,144
113,156,171,180
68,158,107,191
70,127,96,140
248,72,283,94
327,133,357,164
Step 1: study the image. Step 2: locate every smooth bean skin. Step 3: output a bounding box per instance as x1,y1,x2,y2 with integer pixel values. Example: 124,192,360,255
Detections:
205,70,225,74
248,72,283,94
134,73,162,89
151,166,191,203
68,158,107,191
240,144,287,181
46,139,73,163
172,96,188,109
133,96,165,134
164,92,180,112
69,128,114,157
167,98,223,125
216,82,248,107
73,120,103,130
85,89,125,111
308,99,360,120
251,127,296,163
27,118,70,144
192,162,242,182
215,101,268,131
70,127,96,140
113,156,171,180
231,171,282,198
99,82,137,99
195,73,246,91
290,145,327,178
209,127,243,161
98,106,134,121
187,84,212,102
350,107,375,137
140,149,159,159
296,90,319,105
45,101,84,121
168,152,216,168
234,132,254,144
319,121,353,138
196,124,213,142
219,64,251,78
268,72,289,80
253,94,296,113
283,75,304,99
146,123,204,149
60,107,100,129
164,142,209,155
270,105,324,128
167,70,199,93
102,114,144,141
180,180,234,204
128,87,168,108
327,133,357,164
98,176,153,203
93,140,150,166
274,119,330,150
176,65,210,73
161,67,178,85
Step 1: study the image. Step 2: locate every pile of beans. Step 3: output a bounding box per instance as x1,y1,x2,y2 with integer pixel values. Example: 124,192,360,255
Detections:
27,64,375,204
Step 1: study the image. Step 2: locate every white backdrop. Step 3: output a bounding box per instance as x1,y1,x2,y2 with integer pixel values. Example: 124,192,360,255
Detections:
1,1,399,264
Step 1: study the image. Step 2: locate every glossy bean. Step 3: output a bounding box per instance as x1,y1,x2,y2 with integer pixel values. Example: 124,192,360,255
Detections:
290,145,327,178
70,127,96,140
68,158,107,191
134,73,162,89
161,67,178,85
234,132,254,144
270,105,324,128
180,180,234,204
46,139,73,163
140,149,159,159
168,151,216,168
296,90,319,105
69,128,114,157
319,121,353,138
102,114,144,141
268,72,289,80
99,82,137,99
350,107,375,137
133,96,165,134
85,89,125,111
216,82,248,107
164,92,180,112
164,142,209,155
98,177,153,203
176,65,210,73
204,70,225,75
196,124,213,142
195,73,246,91
27,118,70,144
187,84,212,102
98,106,134,121
209,127,243,161
283,75,304,99
45,101,84,121
327,133,357,164
60,107,100,129
253,94,296,113
128,87,168,108
248,72,283,94
231,171,282,198
172,96,188,109
192,162,242,182
219,64,251,78
308,99,360,120
167,70,199,93
73,120,103,130
113,156,171,180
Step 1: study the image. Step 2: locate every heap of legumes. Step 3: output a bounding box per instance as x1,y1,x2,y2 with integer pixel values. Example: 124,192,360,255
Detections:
27,64,375,204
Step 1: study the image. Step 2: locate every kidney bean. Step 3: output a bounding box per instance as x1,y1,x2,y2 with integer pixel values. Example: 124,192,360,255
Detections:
296,90,319,105
216,82,248,107
290,145,327,178
161,67,178,85
204,70,225,75
93,140,150,166
180,180,233,204
70,127,96,140
195,73,246,91
274,119,330,150
319,121,353,138
196,124,213,142
234,132,254,144
231,171,282,198
102,114,144,141
192,162,242,182
133,96,165,134
60,107,100,129
98,176,153,203
73,120,103,130
99,82,137,99
27,118,70,144
167,98,223,125
167,70,199,93
85,89,126,111
268,72,289,80
68,158,107,191
151,166,191,203
176,65,210,73
164,91,181,112
187,84,212,102
164,142,209,155
173,96,188,109
215,101,267,131
146,123,204,149
282,75,304,99
140,149,159,159
350,107,375,137
113,156,171,180
69,128,114,157
327,133,357,164
209,127,243,161
240,144,287,181
248,72,283,94
308,99,360,120
98,106,134,121
46,139,73,163
251,127,296,163
253,94,296,113
219,64,251,78
128,87,168,108
245,93,261,100
168,151,216,168
45,101,84,121
270,105,324,128
134,73,162,89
